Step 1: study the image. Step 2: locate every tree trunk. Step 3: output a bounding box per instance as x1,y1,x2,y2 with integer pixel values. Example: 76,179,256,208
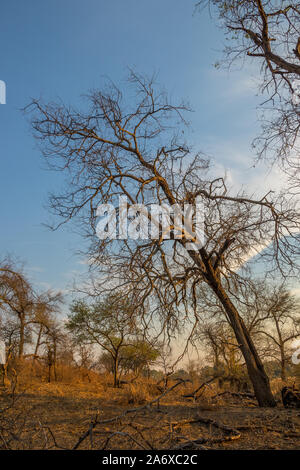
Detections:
18,315,25,358
213,351,223,388
53,343,57,382
208,276,276,407
113,356,119,388
47,349,53,383
0,365,4,386
280,352,286,382
48,362,51,383
34,324,43,358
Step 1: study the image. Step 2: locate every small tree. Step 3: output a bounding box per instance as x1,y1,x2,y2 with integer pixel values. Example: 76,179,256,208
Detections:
67,294,140,387
119,340,160,377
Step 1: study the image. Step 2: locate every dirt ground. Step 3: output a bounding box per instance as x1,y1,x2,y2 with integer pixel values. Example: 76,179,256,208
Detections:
0,380,299,450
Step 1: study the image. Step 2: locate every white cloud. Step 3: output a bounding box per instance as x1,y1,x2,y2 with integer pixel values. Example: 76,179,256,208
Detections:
290,287,300,297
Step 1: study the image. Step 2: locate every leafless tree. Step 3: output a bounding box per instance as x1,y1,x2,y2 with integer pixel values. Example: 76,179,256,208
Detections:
196,0,300,180
31,291,63,359
0,263,36,358
198,322,227,381
196,319,251,389
156,344,176,390
197,278,300,381
253,283,300,380
43,319,67,382
26,71,300,405
0,259,63,362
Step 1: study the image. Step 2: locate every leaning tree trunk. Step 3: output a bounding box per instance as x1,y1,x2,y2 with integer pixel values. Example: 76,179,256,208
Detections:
208,275,276,407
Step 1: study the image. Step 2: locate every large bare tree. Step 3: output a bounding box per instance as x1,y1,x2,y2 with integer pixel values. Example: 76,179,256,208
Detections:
27,72,300,405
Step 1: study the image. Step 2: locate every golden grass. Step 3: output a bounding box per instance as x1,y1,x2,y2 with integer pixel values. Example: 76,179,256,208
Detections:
1,362,300,450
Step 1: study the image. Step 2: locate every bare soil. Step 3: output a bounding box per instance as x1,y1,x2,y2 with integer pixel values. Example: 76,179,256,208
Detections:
0,380,299,450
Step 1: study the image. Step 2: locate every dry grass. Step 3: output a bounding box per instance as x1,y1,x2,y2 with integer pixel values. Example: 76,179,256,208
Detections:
0,363,299,450
121,382,153,405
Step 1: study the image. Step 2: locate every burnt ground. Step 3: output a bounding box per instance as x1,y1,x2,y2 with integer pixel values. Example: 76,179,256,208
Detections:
0,381,299,450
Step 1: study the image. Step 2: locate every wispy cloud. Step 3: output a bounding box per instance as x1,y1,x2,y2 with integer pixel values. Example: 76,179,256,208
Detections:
28,266,45,273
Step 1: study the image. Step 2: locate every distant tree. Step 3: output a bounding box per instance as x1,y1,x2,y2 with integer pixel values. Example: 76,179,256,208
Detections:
0,263,35,357
98,351,114,374
73,344,96,371
0,259,63,359
186,359,203,382
119,340,160,377
174,368,189,380
196,279,300,383
220,279,300,381
254,285,300,381
197,322,225,378
67,293,140,387
31,291,63,360
156,345,177,390
197,320,250,390
43,319,67,382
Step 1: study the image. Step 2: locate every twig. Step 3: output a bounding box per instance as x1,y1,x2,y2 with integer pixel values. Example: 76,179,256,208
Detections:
73,379,186,449
211,391,255,400
172,416,241,449
100,430,148,450
182,376,220,399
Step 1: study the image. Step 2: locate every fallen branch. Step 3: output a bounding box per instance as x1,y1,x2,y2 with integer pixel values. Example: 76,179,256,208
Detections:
211,391,255,400
172,416,241,450
182,376,220,399
173,433,240,450
100,431,148,450
73,379,187,450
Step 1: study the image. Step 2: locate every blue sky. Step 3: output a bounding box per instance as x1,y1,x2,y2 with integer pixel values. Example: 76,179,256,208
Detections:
0,0,284,300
